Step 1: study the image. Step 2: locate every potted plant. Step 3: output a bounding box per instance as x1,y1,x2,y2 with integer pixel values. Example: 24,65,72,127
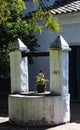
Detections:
36,69,48,93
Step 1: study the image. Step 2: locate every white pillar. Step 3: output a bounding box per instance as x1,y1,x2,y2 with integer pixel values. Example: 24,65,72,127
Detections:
49,36,71,123
10,38,29,93
49,35,71,96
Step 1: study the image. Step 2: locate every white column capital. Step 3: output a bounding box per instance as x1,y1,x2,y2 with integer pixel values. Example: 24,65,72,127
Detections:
49,35,71,51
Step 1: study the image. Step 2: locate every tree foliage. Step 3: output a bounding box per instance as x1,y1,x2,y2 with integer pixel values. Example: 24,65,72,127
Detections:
0,0,60,78
0,0,38,78
30,0,60,32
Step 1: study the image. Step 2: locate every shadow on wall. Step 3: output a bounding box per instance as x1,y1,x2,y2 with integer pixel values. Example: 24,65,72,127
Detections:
0,78,11,91
0,78,10,111
28,56,50,91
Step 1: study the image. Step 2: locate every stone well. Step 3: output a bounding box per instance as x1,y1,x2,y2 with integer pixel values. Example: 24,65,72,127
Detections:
9,36,71,126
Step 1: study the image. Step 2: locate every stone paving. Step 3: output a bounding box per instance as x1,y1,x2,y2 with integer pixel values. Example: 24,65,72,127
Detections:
0,102,80,130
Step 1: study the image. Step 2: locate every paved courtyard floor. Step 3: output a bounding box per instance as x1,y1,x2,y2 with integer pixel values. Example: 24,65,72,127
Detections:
0,102,80,130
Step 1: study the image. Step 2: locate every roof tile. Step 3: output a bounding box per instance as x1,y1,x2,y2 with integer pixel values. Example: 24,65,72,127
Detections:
51,0,80,14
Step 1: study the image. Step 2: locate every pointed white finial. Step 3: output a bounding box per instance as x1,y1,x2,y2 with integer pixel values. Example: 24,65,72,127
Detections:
50,35,71,51
10,38,28,52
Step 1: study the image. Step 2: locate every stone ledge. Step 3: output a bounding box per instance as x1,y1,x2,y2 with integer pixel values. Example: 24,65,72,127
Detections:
19,91,55,96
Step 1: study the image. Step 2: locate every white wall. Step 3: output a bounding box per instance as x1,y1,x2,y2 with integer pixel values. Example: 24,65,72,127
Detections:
24,0,55,15
29,12,80,91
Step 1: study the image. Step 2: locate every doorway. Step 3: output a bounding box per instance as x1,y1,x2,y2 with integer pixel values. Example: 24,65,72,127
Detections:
69,46,80,100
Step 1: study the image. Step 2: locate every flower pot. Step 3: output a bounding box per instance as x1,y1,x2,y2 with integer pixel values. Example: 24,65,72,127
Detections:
37,84,46,93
